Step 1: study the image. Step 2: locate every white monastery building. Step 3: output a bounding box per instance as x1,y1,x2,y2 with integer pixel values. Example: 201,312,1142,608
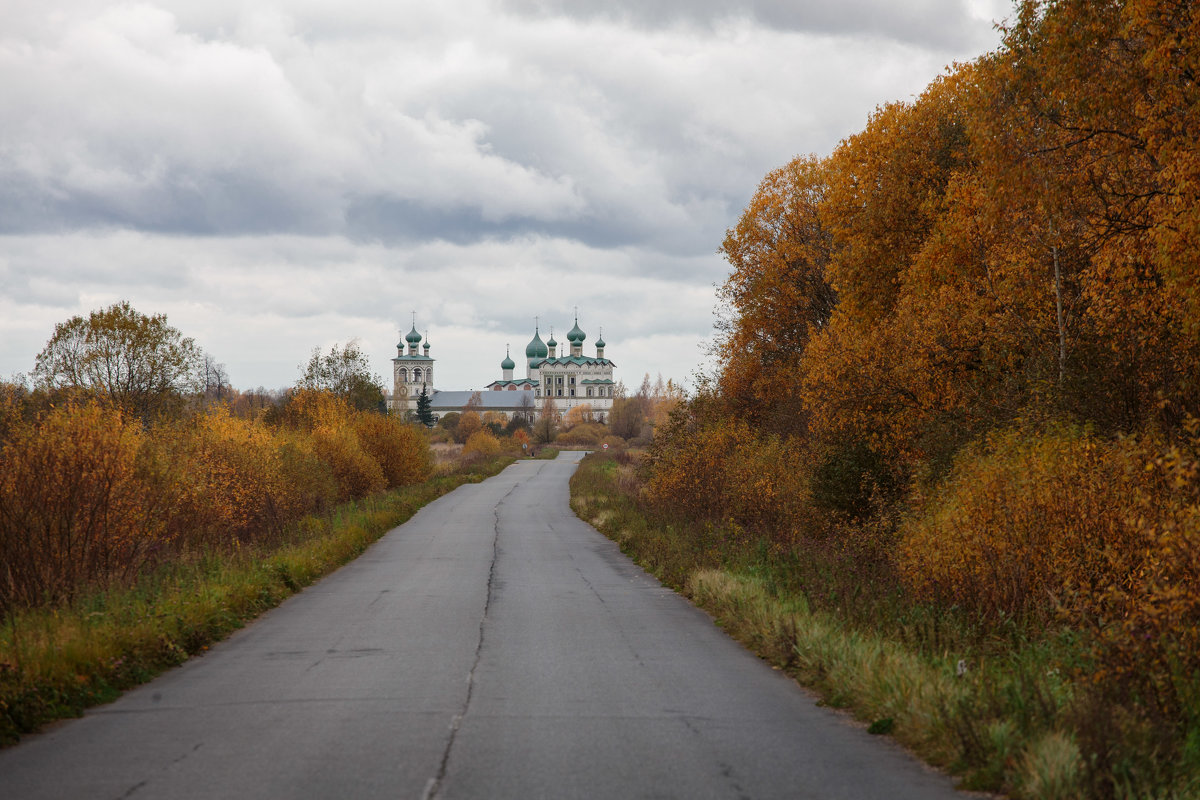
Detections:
389,313,616,422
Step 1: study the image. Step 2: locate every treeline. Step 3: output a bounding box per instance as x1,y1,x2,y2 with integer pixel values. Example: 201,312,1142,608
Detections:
0,304,430,616
642,1,1200,795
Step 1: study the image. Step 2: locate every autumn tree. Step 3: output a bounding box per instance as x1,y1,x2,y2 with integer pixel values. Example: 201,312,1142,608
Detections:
438,411,461,435
298,340,385,412
974,0,1200,429
608,378,650,441
455,411,482,444
717,154,835,432
563,403,594,429
202,355,231,403
34,301,204,422
533,396,558,444
517,392,536,424
800,66,987,463
648,375,686,430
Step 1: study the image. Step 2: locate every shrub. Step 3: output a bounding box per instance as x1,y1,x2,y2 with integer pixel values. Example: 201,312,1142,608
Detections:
1087,421,1200,721
556,422,605,447
274,389,353,432
461,429,501,459
158,407,332,546
642,416,811,542
456,411,483,444
897,425,1141,625
311,424,386,502
0,402,165,612
600,435,626,454
350,412,432,488
810,438,902,521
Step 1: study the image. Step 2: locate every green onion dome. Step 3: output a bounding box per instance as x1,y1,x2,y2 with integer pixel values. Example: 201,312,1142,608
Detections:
567,318,585,343
501,348,516,370
525,330,548,359
405,325,423,345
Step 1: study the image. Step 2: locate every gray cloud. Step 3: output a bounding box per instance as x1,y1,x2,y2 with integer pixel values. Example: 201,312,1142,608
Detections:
500,0,1007,49
0,0,1009,390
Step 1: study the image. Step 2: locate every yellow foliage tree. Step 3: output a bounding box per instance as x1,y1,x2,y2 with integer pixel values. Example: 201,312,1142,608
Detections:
456,410,483,444
562,403,594,429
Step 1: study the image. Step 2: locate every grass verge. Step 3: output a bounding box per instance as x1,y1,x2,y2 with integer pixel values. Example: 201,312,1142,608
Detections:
0,455,513,745
569,452,1196,799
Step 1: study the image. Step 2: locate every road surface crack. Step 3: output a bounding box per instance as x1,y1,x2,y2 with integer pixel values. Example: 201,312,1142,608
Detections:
423,480,519,800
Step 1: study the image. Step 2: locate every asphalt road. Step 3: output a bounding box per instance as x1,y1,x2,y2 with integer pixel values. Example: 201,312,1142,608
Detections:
0,452,965,799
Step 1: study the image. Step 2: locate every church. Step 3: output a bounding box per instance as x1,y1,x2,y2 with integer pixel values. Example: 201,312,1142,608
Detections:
388,314,616,423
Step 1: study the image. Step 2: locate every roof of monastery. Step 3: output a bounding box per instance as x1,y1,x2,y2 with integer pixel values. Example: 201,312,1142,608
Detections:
487,378,539,388
429,390,537,410
532,356,616,368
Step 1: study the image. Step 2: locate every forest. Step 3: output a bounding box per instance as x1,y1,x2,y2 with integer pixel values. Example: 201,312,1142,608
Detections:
578,1,1200,797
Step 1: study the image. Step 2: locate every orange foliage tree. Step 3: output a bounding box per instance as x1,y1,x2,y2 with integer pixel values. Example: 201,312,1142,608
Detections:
717,155,835,433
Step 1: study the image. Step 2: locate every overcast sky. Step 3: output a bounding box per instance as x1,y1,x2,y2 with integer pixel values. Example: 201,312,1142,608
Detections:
0,0,1012,394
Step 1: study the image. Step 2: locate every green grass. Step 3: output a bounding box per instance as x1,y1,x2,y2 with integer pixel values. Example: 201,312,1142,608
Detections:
569,451,1200,799
0,455,513,745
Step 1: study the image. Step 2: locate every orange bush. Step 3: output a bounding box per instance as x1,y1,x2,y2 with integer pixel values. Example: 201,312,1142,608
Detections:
455,411,483,444
311,424,386,502
461,429,501,459
897,425,1141,624
159,407,333,545
642,415,811,542
512,428,531,450
0,402,166,611
276,389,354,432
1087,421,1200,717
555,422,605,447
350,412,432,488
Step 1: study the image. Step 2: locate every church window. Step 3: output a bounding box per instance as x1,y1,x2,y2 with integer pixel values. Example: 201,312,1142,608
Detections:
557,389,563,397
570,389,575,397
414,368,423,382
587,388,593,397
398,368,408,382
